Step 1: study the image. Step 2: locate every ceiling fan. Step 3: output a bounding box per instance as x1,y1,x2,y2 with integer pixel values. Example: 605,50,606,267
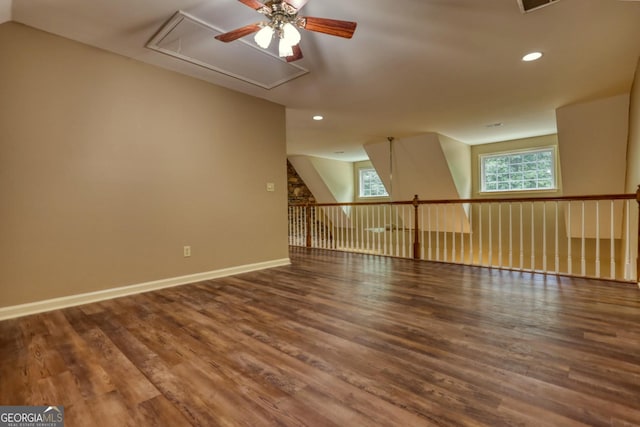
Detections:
215,0,357,62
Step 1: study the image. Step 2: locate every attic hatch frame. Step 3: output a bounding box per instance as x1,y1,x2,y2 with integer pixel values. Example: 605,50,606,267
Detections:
146,10,309,90
517,0,561,13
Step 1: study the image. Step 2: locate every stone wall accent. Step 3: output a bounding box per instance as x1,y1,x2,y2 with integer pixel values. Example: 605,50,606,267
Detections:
287,160,315,204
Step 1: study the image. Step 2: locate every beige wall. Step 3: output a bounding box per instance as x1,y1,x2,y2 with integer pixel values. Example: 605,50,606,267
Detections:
365,133,468,201
0,23,288,308
557,94,629,196
0,0,10,24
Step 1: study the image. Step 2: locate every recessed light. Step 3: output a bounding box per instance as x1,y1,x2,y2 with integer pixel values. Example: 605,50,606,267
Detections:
522,52,543,62
313,115,324,121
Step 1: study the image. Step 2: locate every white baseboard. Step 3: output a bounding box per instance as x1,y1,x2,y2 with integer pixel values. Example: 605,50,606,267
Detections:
0,258,291,321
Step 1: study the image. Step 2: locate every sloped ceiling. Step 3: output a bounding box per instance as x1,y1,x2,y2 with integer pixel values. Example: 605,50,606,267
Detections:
9,0,640,161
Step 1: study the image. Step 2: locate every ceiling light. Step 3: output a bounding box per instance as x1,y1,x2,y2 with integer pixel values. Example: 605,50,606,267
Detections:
313,115,324,121
522,52,543,62
282,23,301,46
254,26,274,49
278,38,294,57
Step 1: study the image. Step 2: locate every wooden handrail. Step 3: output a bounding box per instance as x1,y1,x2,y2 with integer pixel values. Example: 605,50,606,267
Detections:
290,193,636,208
412,195,420,259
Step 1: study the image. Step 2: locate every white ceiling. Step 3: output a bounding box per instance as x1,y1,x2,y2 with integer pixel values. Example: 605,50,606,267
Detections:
7,0,640,161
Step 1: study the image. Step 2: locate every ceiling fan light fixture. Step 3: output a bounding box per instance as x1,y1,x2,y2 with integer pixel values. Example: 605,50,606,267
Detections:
254,25,274,49
278,38,294,57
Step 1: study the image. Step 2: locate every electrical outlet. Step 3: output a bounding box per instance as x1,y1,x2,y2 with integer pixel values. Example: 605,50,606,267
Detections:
183,246,191,257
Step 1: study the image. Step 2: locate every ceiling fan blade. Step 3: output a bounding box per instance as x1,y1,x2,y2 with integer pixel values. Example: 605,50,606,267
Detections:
238,0,267,11
302,17,357,39
285,0,310,11
286,44,303,62
215,24,262,42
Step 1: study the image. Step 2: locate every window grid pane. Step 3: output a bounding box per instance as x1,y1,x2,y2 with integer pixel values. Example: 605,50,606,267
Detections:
481,148,555,193
359,169,389,197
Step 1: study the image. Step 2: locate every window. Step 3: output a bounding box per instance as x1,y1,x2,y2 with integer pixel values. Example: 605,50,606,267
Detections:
359,168,389,198
480,147,556,193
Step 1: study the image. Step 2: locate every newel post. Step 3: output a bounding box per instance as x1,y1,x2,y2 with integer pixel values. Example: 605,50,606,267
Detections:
636,185,640,286
413,195,420,259
305,203,312,248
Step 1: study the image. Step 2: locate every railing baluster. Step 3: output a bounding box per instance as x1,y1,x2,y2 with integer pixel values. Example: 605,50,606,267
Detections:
567,202,572,276
469,204,473,265
478,204,483,266
530,203,535,271
395,205,400,257
366,205,370,252
336,206,340,249
543,202,547,272
383,206,388,256
452,205,456,262
625,199,631,281
460,204,465,264
508,203,512,269
428,205,432,260
596,201,601,278
555,201,559,274
421,205,425,260
444,205,448,262
402,205,407,258
301,206,305,246
376,205,380,254
488,203,493,267
581,201,586,277
519,203,524,270
610,200,615,280
498,203,502,268
436,205,441,261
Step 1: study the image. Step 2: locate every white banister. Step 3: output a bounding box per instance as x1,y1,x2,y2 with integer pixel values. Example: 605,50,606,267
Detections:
288,192,637,283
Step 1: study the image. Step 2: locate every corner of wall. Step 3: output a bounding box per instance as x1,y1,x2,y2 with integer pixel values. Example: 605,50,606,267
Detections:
366,133,468,201
287,155,354,203
625,56,640,193
438,135,472,199
557,94,629,195
0,0,12,24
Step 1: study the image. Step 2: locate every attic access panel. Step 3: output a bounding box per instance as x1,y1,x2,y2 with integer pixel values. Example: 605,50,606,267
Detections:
147,11,309,90
517,0,561,13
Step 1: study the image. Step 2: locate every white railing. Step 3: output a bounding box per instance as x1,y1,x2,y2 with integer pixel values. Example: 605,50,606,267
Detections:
289,191,640,284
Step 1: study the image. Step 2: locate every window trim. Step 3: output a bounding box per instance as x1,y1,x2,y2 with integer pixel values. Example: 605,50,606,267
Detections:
358,167,389,198
479,146,558,194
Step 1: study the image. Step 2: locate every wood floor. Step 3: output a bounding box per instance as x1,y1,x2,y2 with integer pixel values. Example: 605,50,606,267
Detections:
1,247,640,426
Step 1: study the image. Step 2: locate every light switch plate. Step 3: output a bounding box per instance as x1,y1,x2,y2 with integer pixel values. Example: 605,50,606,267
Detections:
266,182,275,192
